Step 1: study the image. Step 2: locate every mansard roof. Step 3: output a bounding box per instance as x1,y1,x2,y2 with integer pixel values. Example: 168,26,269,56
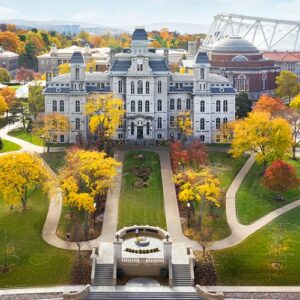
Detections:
70,51,85,64
195,51,209,64
110,60,132,72
132,28,148,41
149,60,169,72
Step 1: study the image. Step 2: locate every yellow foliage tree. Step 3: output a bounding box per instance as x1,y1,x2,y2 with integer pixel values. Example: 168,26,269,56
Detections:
85,93,125,148
0,95,8,116
0,153,50,210
177,111,193,142
174,168,221,229
58,63,70,74
86,60,96,72
275,70,300,103
230,111,292,170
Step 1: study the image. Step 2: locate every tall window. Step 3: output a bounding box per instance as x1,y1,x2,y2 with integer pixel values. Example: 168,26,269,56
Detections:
177,98,181,110
145,100,150,112
146,122,150,135
131,81,135,94
158,80,162,94
200,100,205,112
200,118,205,130
75,118,80,131
60,100,64,112
138,100,142,112
200,68,205,80
75,100,80,112
223,100,228,112
200,135,205,142
137,80,143,94
186,98,191,110
146,81,150,94
131,101,135,112
262,73,267,90
170,98,174,110
75,68,79,80
131,122,134,135
118,80,123,94
216,118,221,130
170,116,175,127
223,117,228,125
216,100,221,112
157,99,162,111
137,63,143,71
52,100,57,112
157,117,162,129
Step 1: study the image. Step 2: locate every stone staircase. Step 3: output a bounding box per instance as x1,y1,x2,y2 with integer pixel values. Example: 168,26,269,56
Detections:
84,291,203,299
172,264,193,286
93,263,114,286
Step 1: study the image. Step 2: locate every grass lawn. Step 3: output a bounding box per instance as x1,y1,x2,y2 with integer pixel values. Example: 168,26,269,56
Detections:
118,151,166,229
41,152,66,173
213,206,300,285
0,138,21,153
8,128,44,146
198,152,248,241
0,189,75,287
236,159,300,225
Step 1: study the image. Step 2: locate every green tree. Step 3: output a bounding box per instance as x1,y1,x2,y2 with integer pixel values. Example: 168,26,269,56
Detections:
0,68,11,83
28,83,45,121
235,92,253,118
275,70,300,103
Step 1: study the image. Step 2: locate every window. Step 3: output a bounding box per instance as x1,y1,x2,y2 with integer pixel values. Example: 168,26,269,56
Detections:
146,122,150,135
118,134,123,139
200,100,205,112
157,133,162,139
59,100,64,112
176,82,183,90
262,73,267,90
130,122,134,135
223,117,228,125
145,100,150,112
186,98,191,110
52,100,57,112
170,98,175,110
118,80,123,94
60,135,64,143
137,63,143,71
75,100,80,112
137,80,143,94
216,118,221,130
200,68,205,80
157,117,162,129
177,98,181,110
236,74,248,92
170,116,175,127
216,100,221,112
75,68,79,80
157,99,162,111
223,100,228,112
75,118,80,131
146,81,150,94
200,118,205,130
131,101,135,113
158,80,162,94
138,100,142,112
200,135,205,142
131,81,135,94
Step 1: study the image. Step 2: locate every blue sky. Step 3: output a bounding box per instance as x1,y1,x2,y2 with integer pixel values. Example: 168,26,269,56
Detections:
0,0,299,26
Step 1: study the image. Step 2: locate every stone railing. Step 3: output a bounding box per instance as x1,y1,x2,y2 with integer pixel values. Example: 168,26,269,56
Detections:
63,285,90,300
196,285,224,300
113,259,117,286
90,247,98,285
168,258,173,287
115,225,169,240
120,257,166,265
189,256,195,286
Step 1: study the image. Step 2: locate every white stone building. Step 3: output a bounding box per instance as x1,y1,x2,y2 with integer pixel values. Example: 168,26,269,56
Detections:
44,28,236,144
0,47,19,77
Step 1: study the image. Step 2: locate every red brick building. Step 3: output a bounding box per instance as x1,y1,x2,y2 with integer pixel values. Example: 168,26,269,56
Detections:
208,36,280,99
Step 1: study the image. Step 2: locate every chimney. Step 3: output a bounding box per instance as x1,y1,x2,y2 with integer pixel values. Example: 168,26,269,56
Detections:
110,50,115,67
164,49,169,65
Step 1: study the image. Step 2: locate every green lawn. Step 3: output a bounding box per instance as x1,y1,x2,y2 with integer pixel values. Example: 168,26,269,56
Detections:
213,206,300,285
0,138,21,153
199,152,248,241
236,159,300,225
41,152,66,173
8,128,44,146
0,189,75,287
118,151,166,229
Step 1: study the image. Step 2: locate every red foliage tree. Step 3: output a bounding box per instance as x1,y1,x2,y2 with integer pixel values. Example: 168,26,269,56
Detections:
263,160,300,197
170,141,189,172
253,95,287,117
188,141,208,167
15,67,36,83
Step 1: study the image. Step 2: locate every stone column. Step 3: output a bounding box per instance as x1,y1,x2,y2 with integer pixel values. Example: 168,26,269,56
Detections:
163,239,172,260
113,239,123,260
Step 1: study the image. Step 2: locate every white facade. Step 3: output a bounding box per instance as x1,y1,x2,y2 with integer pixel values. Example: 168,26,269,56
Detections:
44,28,236,144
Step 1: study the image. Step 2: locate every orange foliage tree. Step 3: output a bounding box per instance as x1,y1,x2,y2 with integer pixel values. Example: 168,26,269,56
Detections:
253,95,287,117
0,87,16,110
0,31,24,54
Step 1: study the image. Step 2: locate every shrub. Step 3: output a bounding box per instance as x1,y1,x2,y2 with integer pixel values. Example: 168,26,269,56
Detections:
160,267,169,279
117,268,125,279
0,137,3,150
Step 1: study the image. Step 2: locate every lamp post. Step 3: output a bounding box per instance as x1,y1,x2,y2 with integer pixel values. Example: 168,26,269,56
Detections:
187,201,191,228
93,202,97,230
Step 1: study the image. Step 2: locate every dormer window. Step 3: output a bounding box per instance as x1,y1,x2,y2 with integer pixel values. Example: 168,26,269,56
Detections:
137,59,143,72
200,68,205,80
75,67,80,80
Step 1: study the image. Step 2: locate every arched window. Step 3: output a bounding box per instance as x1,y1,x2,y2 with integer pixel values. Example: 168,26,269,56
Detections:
118,80,123,94
59,100,64,112
137,80,143,94
170,116,175,127
146,81,150,94
75,100,80,112
200,100,205,112
131,81,135,94
177,98,181,110
216,118,221,130
138,100,142,112
223,100,228,112
157,99,162,111
186,98,191,110
237,74,247,91
170,98,175,110
118,119,123,129
158,80,162,94
146,122,150,135
223,117,228,125
137,62,143,71
216,100,221,112
200,135,205,142
157,117,162,129
75,118,80,131
145,100,150,112
131,100,135,112
200,118,205,130
262,73,267,90
200,68,205,80
130,122,134,135
52,100,57,112
75,68,79,80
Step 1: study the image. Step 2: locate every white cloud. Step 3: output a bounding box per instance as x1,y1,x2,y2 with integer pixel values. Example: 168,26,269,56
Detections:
274,0,300,20
0,5,19,19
